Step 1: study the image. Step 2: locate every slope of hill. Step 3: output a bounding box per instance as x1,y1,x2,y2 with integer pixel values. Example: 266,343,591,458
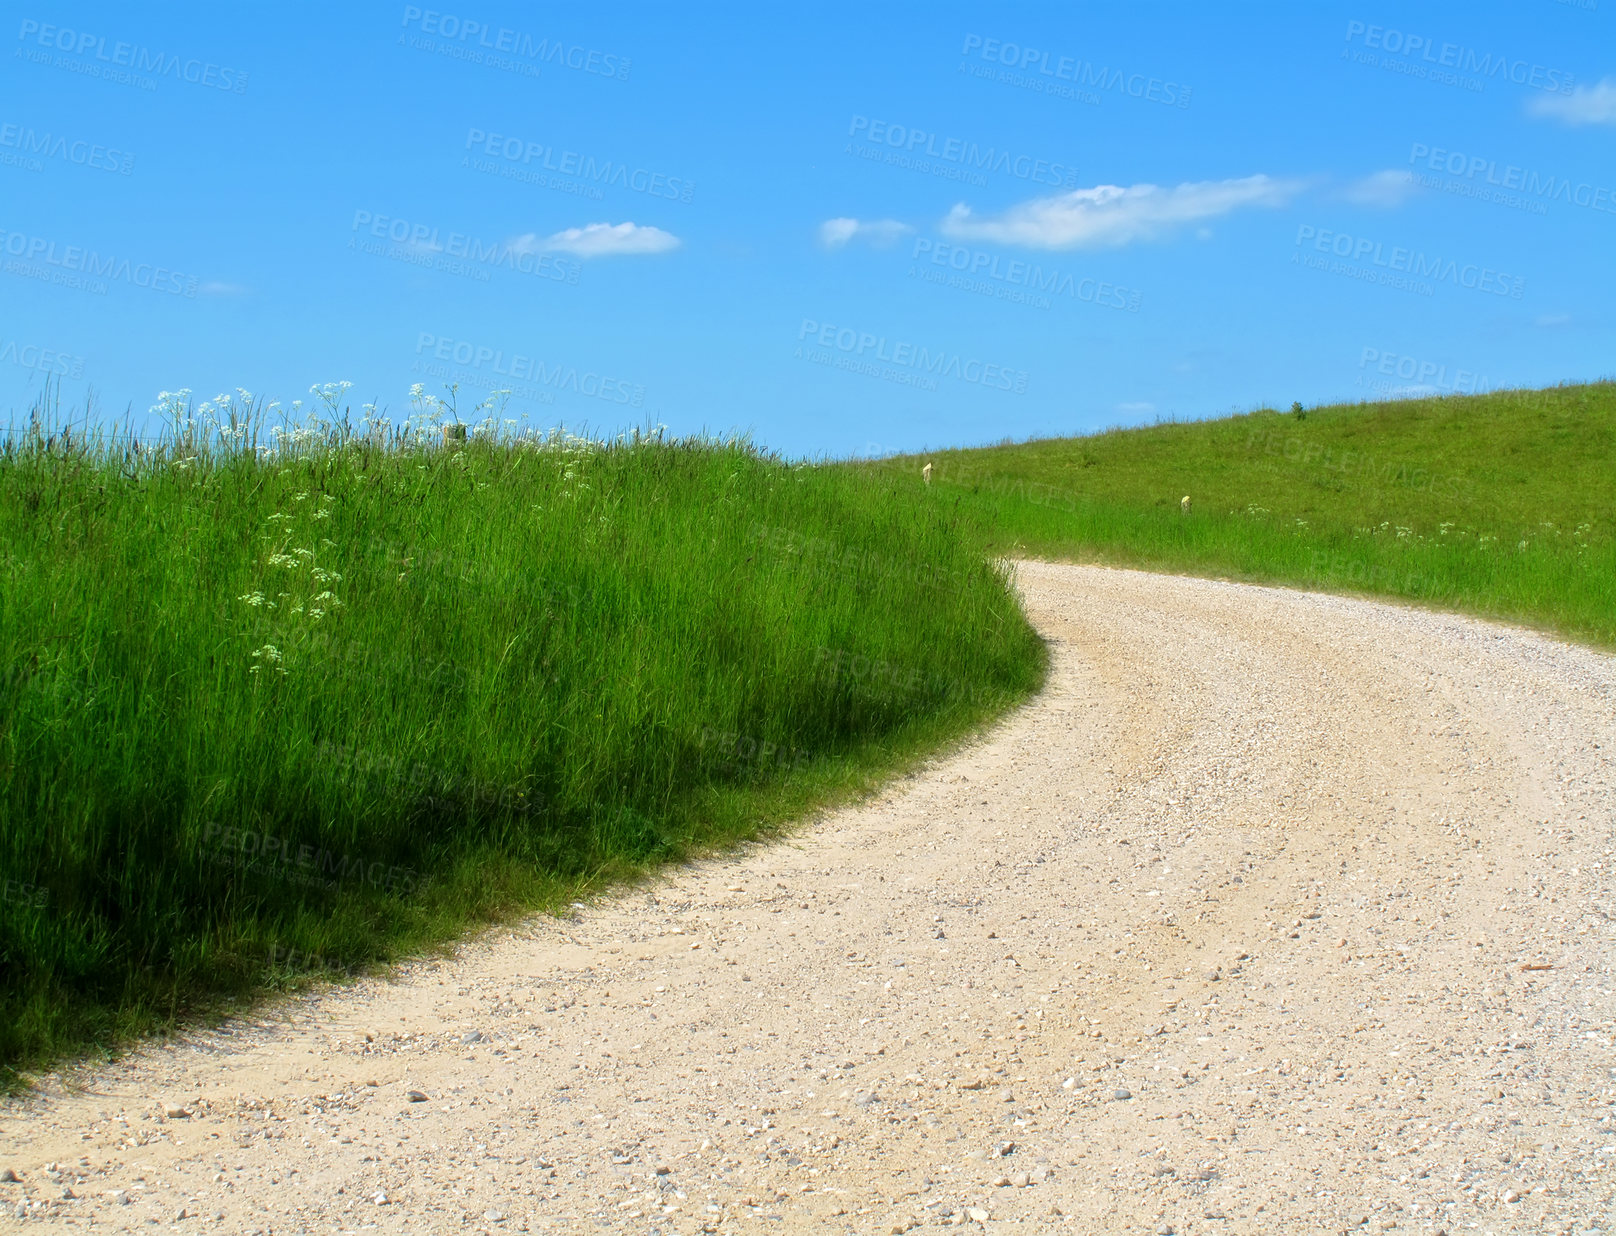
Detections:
0,405,1044,1083
866,382,1616,646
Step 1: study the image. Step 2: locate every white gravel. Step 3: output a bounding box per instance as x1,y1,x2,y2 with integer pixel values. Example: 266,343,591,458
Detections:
2,561,1614,1235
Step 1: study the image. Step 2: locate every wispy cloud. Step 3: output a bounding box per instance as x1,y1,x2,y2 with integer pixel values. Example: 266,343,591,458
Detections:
1527,78,1616,126
1536,312,1573,328
198,281,250,297
818,217,913,249
1378,383,1442,400
940,174,1308,249
1341,169,1421,208
512,222,681,259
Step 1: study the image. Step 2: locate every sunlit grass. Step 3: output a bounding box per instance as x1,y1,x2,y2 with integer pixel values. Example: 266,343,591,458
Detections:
11,375,1608,1086
0,385,1045,1084
860,382,1616,647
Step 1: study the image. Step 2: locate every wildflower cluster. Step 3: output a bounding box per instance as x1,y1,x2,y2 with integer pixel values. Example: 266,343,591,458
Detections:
405,381,515,448
146,387,264,459
1352,519,1603,555
135,379,681,472
236,489,346,674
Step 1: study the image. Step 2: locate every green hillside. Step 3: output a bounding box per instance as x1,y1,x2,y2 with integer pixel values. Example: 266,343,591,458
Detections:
862,382,1616,647
0,398,1044,1084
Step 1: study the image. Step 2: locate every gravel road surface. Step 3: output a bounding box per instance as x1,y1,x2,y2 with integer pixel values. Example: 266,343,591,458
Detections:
3,562,1613,1235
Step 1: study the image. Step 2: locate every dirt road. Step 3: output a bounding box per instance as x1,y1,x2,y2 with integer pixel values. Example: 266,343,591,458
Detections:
3,562,1613,1234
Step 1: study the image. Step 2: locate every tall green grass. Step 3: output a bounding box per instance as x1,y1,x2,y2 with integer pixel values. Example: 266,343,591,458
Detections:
0,391,1044,1084
11,377,1608,1083
863,382,1616,647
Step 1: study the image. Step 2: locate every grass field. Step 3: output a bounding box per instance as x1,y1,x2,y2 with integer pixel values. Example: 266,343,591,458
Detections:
863,382,1616,648
0,389,1045,1085
6,377,1611,1085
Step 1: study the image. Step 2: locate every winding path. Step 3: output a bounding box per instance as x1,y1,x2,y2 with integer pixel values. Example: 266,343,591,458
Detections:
4,562,1614,1234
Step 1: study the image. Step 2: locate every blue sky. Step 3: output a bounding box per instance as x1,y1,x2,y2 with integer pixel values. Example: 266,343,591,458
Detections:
1,0,1612,458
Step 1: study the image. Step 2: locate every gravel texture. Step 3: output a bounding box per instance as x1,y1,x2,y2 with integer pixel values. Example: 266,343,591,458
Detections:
2,561,1613,1235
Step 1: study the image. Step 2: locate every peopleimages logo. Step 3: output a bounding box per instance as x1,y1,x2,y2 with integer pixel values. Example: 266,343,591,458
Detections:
1343,21,1575,94
1293,225,1524,299
414,333,645,406
0,122,134,174
959,34,1192,108
1,877,47,910
0,227,198,296
463,128,692,202
15,18,249,93
0,338,87,377
1407,142,1615,215
911,238,1142,312
847,116,1078,188
201,821,423,896
400,6,629,80
796,319,1030,393
1358,346,1492,396
349,210,581,283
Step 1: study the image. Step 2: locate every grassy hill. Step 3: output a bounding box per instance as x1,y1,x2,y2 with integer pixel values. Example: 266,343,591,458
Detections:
0,396,1044,1084
5,377,1610,1084
862,382,1616,648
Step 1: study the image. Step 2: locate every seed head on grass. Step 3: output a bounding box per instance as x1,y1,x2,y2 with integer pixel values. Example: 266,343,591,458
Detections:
248,645,286,676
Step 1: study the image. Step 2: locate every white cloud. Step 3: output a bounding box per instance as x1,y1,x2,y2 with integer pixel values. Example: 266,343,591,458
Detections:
512,222,681,259
1536,312,1573,328
1342,169,1421,208
940,174,1307,250
198,281,250,297
1527,78,1616,126
1378,383,1442,400
1117,401,1156,416
818,217,913,249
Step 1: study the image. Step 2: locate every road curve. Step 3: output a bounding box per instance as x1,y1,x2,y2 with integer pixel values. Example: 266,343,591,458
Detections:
3,561,1614,1234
